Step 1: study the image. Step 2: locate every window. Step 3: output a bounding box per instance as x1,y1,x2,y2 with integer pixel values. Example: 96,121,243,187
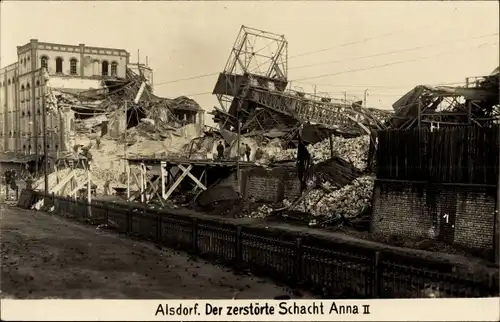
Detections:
41,56,48,70
102,60,109,76
36,80,40,86
55,57,63,73
111,62,118,76
8,79,11,85
92,60,99,75
23,58,26,67
70,58,78,75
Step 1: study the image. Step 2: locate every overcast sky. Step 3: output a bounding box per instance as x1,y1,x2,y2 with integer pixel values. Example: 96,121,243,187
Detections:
1,1,498,126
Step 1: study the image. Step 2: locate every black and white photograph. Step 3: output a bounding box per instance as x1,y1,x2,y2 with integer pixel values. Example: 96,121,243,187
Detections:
0,0,499,320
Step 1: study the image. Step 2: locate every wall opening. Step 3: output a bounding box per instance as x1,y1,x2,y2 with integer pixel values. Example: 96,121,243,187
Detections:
111,62,118,76
41,56,48,70
55,57,63,73
102,61,109,76
70,58,78,75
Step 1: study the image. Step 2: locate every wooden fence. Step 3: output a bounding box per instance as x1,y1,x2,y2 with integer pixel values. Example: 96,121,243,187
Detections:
376,126,499,185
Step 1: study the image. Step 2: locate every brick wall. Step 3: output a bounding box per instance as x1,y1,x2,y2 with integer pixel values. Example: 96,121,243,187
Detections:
243,166,301,203
211,166,301,203
371,180,498,255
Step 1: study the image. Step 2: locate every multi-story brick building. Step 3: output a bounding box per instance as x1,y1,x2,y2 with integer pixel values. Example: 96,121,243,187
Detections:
0,39,131,158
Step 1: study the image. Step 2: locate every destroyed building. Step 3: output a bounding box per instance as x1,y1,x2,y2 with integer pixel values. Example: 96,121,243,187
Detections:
388,67,500,129
18,27,499,237
0,39,131,157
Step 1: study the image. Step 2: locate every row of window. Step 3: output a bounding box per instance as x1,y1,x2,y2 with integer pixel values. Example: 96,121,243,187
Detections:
0,56,120,87
0,79,42,88
0,144,61,152
1,130,59,137
22,55,31,67
41,56,118,76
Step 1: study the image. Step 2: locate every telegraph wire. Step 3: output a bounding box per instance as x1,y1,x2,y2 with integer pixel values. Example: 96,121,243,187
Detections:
288,31,401,59
152,34,497,88
289,33,499,70
154,72,219,86
290,41,498,82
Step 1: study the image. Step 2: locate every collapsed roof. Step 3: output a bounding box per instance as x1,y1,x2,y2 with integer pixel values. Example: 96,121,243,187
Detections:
47,68,202,131
389,69,499,129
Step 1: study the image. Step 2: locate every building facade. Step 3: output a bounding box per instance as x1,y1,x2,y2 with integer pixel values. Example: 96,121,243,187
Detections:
0,39,130,157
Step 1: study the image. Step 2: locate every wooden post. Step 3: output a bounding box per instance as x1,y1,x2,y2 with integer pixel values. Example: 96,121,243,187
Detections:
126,160,131,200
140,162,145,203
123,101,128,173
161,161,166,199
87,161,92,218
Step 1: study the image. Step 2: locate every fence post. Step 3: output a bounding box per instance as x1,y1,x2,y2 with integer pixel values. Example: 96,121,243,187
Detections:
104,202,109,226
156,211,162,244
127,206,133,234
293,237,303,286
235,226,242,266
192,218,198,253
373,251,381,298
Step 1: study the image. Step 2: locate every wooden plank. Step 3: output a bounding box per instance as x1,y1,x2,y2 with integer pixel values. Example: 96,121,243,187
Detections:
178,164,207,191
163,164,193,200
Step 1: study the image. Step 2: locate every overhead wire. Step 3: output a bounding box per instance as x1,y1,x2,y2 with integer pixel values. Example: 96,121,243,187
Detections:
289,33,499,70
150,8,480,87
150,27,426,87
290,41,498,82
151,33,497,90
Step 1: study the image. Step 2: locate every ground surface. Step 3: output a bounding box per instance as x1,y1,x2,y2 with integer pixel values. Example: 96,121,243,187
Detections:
0,204,315,299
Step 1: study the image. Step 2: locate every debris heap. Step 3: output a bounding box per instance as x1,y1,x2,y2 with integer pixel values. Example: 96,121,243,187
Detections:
271,135,370,172
283,175,375,218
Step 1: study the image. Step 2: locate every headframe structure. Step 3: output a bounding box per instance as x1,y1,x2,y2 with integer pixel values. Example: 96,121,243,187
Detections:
212,26,391,143
214,25,288,113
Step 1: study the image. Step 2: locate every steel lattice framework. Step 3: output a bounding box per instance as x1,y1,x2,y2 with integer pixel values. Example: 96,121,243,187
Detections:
214,25,288,113
212,26,392,141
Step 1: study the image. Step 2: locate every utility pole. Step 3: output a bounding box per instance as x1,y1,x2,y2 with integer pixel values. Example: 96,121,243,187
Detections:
41,74,49,196
343,91,347,105
364,89,368,108
123,101,128,172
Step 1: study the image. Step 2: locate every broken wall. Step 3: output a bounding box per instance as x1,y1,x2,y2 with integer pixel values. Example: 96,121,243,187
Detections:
210,166,301,204
371,180,498,259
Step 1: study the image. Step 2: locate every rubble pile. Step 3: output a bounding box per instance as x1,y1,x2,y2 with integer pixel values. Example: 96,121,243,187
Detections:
271,135,370,171
307,135,370,171
283,175,375,218
249,204,274,218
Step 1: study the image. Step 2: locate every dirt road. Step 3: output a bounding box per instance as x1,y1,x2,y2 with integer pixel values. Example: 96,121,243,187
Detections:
0,204,313,299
